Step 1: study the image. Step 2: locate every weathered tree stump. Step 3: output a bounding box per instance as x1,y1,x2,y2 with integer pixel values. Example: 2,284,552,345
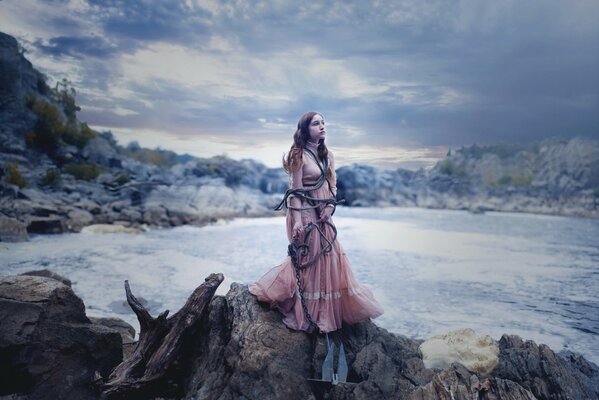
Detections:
102,273,224,399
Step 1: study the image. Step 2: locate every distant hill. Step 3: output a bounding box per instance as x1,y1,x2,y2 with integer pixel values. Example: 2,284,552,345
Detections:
337,137,599,216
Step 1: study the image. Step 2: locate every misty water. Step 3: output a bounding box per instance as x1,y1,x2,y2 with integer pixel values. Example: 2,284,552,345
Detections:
2,207,598,365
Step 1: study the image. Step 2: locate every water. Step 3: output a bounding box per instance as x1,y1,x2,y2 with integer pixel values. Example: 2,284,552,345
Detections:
2,207,598,365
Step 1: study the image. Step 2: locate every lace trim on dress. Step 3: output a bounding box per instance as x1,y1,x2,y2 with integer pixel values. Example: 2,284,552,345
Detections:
303,286,364,300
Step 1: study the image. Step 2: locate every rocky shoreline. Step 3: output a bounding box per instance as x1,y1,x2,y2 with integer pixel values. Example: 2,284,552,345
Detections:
336,137,599,219
1,270,598,400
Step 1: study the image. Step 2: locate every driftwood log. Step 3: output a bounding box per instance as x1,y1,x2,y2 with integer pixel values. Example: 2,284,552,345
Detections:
102,273,224,399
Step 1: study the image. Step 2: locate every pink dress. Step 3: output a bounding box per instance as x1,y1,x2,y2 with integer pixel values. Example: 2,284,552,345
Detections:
249,147,384,333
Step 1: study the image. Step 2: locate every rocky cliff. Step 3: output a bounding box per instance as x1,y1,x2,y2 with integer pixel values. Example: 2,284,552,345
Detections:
1,272,598,400
337,138,599,217
0,32,287,242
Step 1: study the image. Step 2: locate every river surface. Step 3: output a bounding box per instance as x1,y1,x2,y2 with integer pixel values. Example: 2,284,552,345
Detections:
2,207,598,364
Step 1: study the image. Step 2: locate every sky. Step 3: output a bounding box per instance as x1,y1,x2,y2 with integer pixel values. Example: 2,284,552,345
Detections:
1,0,598,169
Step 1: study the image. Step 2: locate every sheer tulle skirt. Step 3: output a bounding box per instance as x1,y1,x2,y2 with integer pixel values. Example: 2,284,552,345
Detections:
249,187,384,333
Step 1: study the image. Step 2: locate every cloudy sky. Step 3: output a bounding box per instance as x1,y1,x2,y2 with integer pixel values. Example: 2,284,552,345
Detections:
2,0,598,169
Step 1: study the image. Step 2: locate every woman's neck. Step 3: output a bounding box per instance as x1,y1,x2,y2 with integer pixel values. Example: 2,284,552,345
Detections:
305,140,320,151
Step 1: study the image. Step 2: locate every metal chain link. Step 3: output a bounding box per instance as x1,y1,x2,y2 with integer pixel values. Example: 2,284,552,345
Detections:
288,242,318,332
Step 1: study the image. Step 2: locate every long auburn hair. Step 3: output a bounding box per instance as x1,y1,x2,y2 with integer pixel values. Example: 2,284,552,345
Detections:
283,111,332,178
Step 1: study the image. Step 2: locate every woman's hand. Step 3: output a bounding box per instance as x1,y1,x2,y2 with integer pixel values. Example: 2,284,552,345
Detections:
292,221,304,242
317,205,333,223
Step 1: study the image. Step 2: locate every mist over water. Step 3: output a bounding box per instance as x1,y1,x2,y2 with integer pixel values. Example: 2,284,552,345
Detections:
3,207,598,365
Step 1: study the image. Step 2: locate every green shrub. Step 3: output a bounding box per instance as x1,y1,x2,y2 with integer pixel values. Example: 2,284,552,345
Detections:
26,94,96,154
63,163,101,181
513,173,532,186
497,175,512,185
4,162,27,188
125,148,176,167
99,130,116,145
438,159,466,177
122,141,187,167
115,172,130,186
26,97,64,154
63,121,96,149
51,78,80,120
458,143,535,159
40,168,62,187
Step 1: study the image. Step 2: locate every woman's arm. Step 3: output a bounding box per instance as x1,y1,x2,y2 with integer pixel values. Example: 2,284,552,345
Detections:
319,151,337,222
328,151,337,197
289,164,304,240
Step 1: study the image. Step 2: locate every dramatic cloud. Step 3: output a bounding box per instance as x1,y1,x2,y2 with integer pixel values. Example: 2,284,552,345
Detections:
2,0,598,168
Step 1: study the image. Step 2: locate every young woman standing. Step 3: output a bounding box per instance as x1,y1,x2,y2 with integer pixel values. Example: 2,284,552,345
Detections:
249,111,383,333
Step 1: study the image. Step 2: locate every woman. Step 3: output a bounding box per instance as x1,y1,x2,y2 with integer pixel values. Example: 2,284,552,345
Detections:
249,111,383,333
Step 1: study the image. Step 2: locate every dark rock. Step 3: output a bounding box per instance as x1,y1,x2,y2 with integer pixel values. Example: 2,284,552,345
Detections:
26,215,65,234
1,273,597,399
184,283,318,399
0,215,27,242
142,204,170,226
0,275,122,400
89,317,136,344
408,363,537,400
20,269,71,287
73,198,102,214
181,284,599,400
0,182,22,199
0,32,39,154
80,136,123,166
260,168,288,194
494,334,599,400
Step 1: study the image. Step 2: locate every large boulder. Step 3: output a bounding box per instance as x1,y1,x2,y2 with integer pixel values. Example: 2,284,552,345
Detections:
80,136,123,167
180,284,599,399
0,275,122,400
184,283,323,399
19,269,71,287
493,335,599,400
65,207,94,232
25,215,66,234
88,317,136,345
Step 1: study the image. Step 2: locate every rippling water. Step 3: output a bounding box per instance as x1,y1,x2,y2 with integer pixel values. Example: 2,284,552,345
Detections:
2,207,598,365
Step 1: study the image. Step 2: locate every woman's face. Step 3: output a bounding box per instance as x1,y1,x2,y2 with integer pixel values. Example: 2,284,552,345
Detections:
308,114,326,143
